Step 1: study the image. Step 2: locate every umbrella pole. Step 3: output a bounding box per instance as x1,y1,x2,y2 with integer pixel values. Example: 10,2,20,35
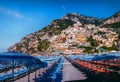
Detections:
12,60,14,82
39,68,41,75
105,60,107,72
28,67,30,82
35,65,37,80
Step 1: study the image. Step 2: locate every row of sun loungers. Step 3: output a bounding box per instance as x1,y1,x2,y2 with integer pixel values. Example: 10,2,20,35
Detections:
35,57,63,82
0,67,28,81
70,57,120,80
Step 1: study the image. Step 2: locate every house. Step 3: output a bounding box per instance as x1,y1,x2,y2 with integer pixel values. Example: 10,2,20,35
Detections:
75,34,87,43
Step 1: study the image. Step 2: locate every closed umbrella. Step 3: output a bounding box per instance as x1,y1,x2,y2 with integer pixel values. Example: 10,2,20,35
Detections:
92,55,119,61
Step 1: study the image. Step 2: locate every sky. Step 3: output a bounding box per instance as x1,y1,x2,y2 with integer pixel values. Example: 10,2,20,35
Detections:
0,0,120,52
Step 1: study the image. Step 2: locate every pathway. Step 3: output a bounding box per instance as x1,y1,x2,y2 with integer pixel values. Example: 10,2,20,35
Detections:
62,57,87,82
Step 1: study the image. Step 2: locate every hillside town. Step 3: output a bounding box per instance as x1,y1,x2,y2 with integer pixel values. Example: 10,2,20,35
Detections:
50,22,118,54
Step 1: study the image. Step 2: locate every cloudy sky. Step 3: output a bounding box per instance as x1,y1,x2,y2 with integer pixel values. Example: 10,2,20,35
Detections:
0,0,120,52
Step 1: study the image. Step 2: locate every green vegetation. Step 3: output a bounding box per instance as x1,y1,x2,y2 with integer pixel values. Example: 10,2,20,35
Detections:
87,36,97,47
87,36,93,42
37,39,50,51
56,19,75,30
84,47,99,53
83,36,98,53
98,31,105,34
42,19,75,36
103,22,120,28
84,47,93,53
16,45,22,52
118,32,120,38
101,44,118,52
77,46,84,48
71,44,78,47
94,49,99,53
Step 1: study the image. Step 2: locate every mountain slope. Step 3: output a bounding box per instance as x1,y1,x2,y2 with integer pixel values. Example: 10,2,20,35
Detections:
62,13,104,26
103,11,120,24
102,11,120,38
8,18,75,54
8,12,119,55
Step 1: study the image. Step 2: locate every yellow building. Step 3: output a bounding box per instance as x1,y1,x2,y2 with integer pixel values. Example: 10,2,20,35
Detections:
75,34,87,43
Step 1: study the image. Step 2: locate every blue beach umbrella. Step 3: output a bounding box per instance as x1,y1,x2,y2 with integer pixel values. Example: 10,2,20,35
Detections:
0,51,43,82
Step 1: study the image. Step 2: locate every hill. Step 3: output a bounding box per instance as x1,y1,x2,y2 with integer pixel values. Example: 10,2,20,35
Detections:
8,12,119,55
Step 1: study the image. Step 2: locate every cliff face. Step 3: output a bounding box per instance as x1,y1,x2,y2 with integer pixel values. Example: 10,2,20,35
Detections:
103,11,120,24
8,12,120,55
62,13,103,26
102,11,120,38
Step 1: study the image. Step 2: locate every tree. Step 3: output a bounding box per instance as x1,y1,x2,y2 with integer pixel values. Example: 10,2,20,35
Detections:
87,36,97,47
98,31,105,34
84,47,93,53
37,39,50,51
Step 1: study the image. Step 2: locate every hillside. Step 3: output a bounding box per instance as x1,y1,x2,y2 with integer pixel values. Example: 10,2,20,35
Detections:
62,13,104,26
103,11,120,24
102,11,120,38
8,12,119,55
